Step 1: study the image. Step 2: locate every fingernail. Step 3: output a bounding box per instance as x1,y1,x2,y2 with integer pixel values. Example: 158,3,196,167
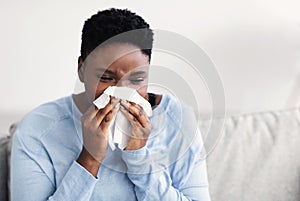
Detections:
114,102,120,109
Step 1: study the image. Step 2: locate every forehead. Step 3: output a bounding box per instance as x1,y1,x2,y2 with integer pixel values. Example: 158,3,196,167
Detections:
85,43,149,69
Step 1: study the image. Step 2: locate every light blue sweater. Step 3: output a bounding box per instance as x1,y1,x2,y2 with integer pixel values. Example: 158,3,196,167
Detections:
11,94,211,201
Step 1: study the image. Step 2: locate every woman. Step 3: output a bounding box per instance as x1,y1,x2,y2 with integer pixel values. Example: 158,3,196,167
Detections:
11,8,211,200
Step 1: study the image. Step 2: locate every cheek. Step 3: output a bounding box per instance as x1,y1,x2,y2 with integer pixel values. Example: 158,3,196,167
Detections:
137,85,148,99
85,80,111,101
94,83,112,99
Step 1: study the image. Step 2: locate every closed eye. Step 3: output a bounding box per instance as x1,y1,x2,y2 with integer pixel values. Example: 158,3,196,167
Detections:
98,75,116,82
129,78,145,84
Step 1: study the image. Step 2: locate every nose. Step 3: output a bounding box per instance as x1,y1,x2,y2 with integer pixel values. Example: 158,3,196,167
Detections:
116,78,128,87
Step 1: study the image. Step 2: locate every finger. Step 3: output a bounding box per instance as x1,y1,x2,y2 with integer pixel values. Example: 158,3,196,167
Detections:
81,104,99,122
99,106,119,132
120,100,145,117
120,107,151,141
95,97,120,124
120,101,149,127
119,105,142,128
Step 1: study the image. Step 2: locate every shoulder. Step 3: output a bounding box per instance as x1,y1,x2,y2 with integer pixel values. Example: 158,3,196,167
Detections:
152,93,200,148
158,94,203,155
14,95,74,142
158,95,205,179
151,94,204,175
156,94,197,126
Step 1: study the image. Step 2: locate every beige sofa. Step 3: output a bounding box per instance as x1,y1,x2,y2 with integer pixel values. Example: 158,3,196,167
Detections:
1,108,300,201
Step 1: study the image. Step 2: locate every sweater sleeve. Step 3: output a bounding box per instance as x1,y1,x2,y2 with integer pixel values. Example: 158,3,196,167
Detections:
10,129,98,201
121,128,211,201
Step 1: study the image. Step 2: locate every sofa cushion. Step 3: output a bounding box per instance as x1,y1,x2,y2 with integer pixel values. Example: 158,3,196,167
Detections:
0,123,17,201
0,135,11,201
201,108,300,201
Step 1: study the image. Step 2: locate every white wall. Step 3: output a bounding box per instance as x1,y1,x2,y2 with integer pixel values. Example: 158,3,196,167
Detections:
1,0,300,134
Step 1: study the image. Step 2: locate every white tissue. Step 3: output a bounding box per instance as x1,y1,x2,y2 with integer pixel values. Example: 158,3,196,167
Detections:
93,86,152,150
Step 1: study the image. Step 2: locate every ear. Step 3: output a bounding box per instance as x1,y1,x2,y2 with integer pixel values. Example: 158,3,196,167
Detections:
78,56,84,83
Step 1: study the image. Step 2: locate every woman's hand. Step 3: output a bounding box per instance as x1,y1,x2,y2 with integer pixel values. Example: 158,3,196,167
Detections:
77,97,119,176
120,100,152,150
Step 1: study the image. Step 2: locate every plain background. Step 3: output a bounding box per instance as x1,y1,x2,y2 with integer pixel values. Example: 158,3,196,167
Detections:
0,0,300,135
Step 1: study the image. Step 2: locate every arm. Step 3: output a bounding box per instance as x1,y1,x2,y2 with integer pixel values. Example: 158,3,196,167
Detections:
11,98,120,201
121,131,211,201
119,100,211,201
10,129,98,201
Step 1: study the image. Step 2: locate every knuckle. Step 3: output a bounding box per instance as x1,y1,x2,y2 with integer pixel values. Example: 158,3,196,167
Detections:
138,109,143,116
96,110,104,118
127,104,132,111
98,108,104,114
104,115,110,122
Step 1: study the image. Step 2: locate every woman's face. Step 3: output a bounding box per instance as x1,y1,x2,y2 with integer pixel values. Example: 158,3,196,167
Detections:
78,43,150,107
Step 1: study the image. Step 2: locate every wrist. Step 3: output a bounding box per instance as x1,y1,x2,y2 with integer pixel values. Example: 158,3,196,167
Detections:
76,147,101,177
125,139,147,150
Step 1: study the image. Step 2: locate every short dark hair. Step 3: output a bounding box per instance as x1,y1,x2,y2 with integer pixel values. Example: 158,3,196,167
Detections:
80,8,153,61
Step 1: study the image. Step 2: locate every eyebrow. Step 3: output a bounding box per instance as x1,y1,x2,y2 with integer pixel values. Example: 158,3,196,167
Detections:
96,68,115,75
129,71,147,76
96,68,146,76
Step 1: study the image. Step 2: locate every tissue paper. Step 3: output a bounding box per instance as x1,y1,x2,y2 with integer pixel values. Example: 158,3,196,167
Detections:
93,86,152,150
